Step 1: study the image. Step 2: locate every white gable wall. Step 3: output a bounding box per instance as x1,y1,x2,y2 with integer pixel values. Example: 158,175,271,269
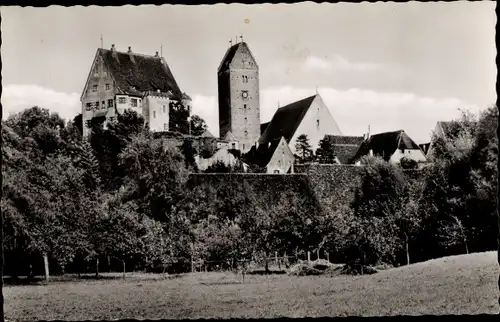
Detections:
289,95,342,155
389,148,428,164
266,137,295,174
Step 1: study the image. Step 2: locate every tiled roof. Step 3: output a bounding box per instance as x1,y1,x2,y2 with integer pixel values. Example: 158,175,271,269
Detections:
324,135,364,146
200,129,216,138
223,131,238,142
352,130,422,162
419,142,431,155
323,135,364,164
258,95,316,145
99,48,183,100
243,137,282,167
260,122,270,135
218,42,250,72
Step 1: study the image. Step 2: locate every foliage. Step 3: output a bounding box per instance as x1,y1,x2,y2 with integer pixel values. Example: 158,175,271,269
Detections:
315,137,337,164
169,101,190,134
189,115,208,136
399,157,418,170
294,134,313,163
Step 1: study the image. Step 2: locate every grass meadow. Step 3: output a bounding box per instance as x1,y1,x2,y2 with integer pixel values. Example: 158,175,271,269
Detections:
4,251,498,321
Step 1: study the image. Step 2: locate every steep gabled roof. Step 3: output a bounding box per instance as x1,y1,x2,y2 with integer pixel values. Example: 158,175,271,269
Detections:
258,95,317,144
352,130,422,162
243,137,284,167
223,131,238,142
217,42,258,72
200,129,216,138
98,48,183,100
324,135,365,164
260,121,270,135
419,142,431,155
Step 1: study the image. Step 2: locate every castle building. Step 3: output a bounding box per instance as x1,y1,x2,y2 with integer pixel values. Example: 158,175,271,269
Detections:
217,40,261,153
80,44,191,137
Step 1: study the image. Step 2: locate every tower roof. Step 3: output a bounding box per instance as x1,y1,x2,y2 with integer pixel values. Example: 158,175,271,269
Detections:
217,41,258,72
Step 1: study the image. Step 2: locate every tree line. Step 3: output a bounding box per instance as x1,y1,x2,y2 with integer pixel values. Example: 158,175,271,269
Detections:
1,105,497,280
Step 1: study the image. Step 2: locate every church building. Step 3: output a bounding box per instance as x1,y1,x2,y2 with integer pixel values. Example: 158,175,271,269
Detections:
258,93,343,155
80,44,191,137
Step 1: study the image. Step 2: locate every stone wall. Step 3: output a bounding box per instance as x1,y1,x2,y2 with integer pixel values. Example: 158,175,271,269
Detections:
295,164,364,212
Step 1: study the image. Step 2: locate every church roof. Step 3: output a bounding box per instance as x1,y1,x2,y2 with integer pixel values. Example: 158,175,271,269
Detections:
258,95,317,145
260,121,271,135
98,48,183,100
352,130,422,162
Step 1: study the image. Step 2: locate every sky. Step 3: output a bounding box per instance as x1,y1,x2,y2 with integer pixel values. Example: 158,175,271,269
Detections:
1,2,496,144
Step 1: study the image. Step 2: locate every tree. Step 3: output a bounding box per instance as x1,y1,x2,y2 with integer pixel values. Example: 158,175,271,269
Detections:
294,134,313,163
315,137,336,164
169,101,190,134
189,115,208,136
400,157,418,170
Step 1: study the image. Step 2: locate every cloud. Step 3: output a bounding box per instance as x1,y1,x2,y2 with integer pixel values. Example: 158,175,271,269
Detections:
2,84,81,122
3,84,481,145
305,55,385,72
259,86,482,144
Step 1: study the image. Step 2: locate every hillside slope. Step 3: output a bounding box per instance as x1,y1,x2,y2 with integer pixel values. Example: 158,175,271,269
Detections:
4,251,498,320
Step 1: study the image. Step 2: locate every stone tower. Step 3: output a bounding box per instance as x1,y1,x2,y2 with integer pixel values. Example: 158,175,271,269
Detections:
217,40,261,153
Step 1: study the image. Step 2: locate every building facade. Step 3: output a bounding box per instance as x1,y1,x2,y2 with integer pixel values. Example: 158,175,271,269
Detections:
80,45,191,137
217,41,261,153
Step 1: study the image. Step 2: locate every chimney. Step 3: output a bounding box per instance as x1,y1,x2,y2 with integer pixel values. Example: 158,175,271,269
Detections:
128,46,135,63
155,51,159,58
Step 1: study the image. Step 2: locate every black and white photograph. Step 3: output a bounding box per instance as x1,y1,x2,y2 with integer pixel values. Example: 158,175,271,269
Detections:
0,1,498,320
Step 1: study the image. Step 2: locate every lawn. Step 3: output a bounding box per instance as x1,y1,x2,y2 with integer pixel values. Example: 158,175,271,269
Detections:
4,251,498,321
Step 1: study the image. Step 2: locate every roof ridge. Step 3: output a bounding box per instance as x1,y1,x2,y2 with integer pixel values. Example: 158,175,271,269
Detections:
99,48,161,59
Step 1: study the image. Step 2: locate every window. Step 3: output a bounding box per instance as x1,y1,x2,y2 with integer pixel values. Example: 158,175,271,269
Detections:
163,105,166,113
85,120,92,128
244,104,247,109
105,84,111,90
153,111,156,118
317,119,320,127
93,102,99,110
108,99,114,108
164,123,168,131
131,98,138,107
101,101,106,109
118,97,127,104
242,75,248,83
243,144,245,150
85,103,92,111
91,85,98,92
232,143,236,149
245,130,248,136
274,170,280,174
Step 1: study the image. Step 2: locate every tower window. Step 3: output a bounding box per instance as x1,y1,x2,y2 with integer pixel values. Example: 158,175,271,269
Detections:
243,104,247,109
242,75,248,83
317,119,320,127
105,83,111,90
153,111,156,118
163,105,166,113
